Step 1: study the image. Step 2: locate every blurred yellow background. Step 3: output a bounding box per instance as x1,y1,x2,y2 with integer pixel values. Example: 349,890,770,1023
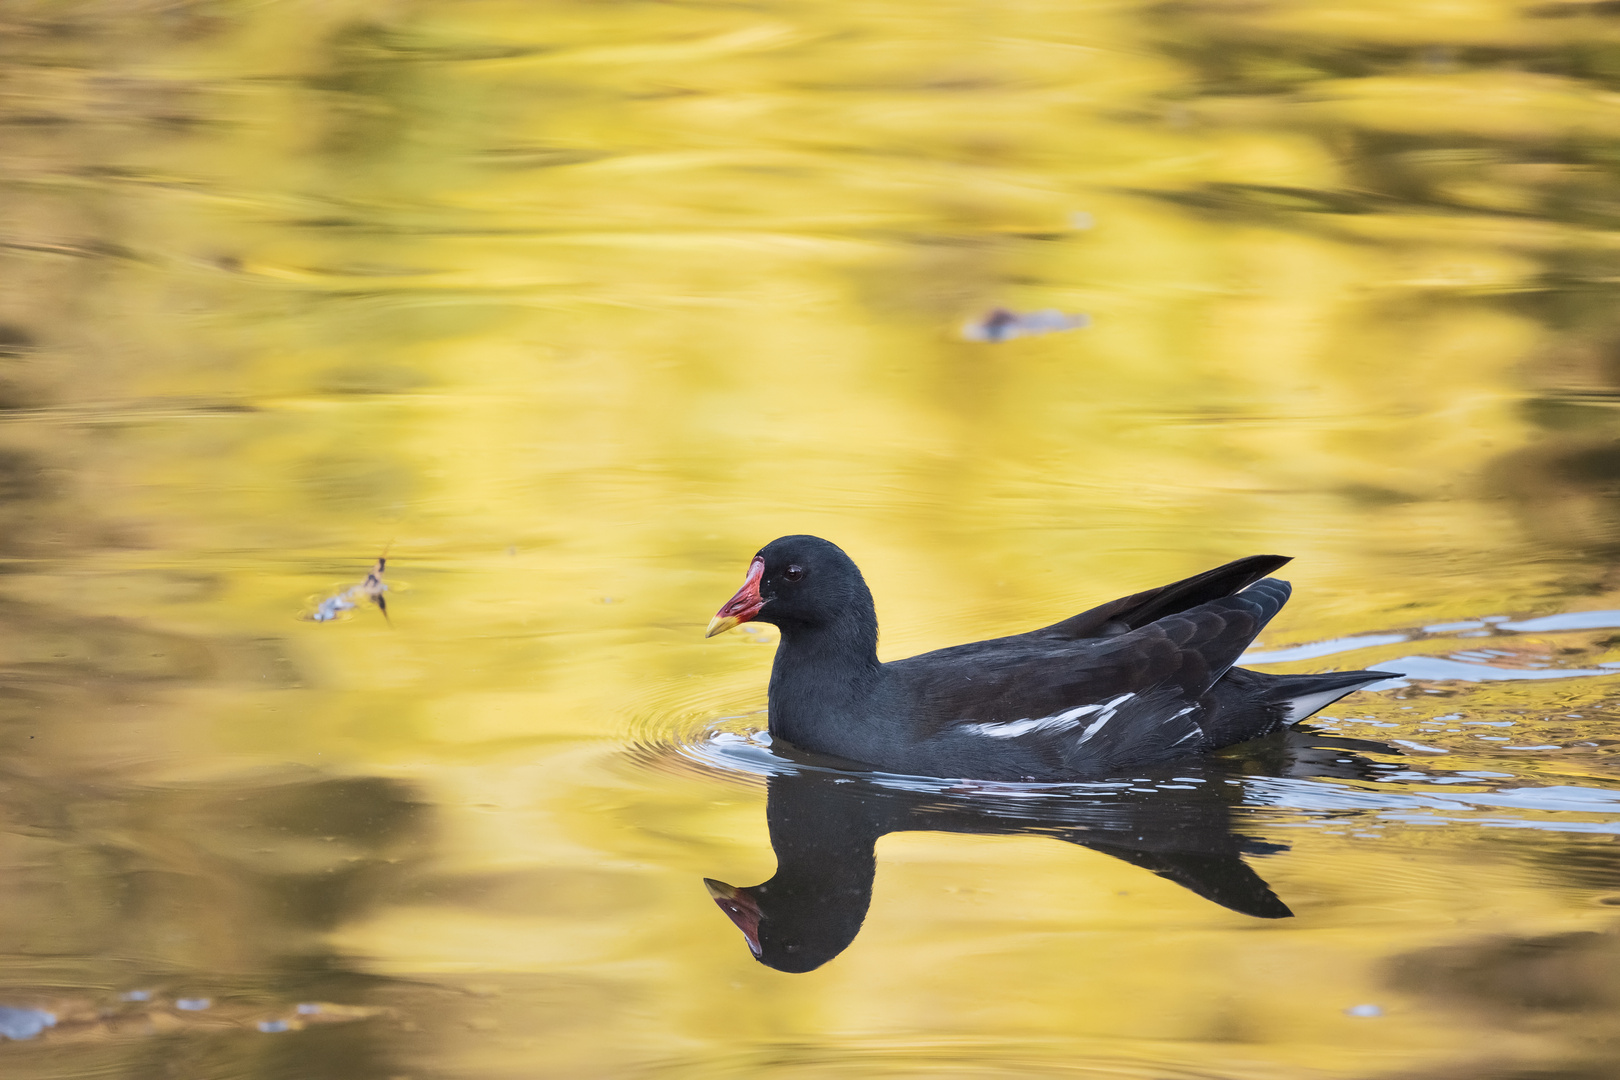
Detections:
2,0,1620,1076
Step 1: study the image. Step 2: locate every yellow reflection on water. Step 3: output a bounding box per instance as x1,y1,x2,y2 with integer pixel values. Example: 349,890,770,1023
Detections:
2,0,1620,1076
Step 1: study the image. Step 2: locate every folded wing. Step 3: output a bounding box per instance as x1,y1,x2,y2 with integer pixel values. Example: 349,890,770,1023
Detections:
1030,554,1291,640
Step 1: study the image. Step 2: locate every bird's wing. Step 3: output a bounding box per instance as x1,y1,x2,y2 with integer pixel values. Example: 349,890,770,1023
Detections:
1027,554,1291,641
890,578,1293,734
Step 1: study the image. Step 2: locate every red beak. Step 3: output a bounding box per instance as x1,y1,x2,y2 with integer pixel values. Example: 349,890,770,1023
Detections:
706,556,765,638
704,878,763,958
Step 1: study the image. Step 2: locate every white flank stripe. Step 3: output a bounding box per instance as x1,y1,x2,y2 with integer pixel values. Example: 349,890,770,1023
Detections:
958,703,1103,739
1075,693,1136,744
959,693,1142,742
1168,707,1203,746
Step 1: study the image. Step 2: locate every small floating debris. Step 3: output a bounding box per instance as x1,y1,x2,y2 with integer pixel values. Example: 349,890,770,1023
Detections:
0,1007,56,1041
307,556,389,623
174,998,211,1011
962,307,1090,343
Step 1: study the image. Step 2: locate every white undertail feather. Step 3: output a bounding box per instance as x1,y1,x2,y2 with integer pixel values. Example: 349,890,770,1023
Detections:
1281,682,1381,725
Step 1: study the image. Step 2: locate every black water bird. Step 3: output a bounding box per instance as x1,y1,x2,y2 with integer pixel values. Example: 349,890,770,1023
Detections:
702,729,1397,971
707,536,1392,782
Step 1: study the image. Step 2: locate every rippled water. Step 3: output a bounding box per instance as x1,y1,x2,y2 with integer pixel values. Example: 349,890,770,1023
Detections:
4,1,1620,1077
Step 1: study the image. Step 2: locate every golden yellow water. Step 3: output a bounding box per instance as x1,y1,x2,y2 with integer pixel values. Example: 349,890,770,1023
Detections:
4,0,1620,1075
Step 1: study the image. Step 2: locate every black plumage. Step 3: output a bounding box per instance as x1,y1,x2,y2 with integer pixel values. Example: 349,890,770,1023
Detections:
705,762,1296,972
708,535,1392,782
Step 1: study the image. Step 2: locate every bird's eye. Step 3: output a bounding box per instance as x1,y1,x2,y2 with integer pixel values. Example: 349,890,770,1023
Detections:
783,564,806,582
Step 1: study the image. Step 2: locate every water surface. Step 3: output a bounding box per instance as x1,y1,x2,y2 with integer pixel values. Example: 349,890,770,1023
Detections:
3,1,1620,1076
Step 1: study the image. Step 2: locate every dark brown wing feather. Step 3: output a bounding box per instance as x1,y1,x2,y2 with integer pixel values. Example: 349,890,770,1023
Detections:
886,578,1292,733
1031,554,1291,640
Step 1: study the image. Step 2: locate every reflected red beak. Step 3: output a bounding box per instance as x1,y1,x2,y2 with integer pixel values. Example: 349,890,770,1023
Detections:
704,878,763,958
706,556,765,638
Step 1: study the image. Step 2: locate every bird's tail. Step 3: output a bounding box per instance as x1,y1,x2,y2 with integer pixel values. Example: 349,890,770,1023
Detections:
1263,669,1398,725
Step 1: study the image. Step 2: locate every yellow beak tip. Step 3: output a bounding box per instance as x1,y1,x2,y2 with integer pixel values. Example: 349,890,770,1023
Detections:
703,878,738,900
705,615,741,638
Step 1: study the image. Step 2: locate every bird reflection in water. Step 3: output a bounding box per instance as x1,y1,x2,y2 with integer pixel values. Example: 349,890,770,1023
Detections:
704,727,1394,972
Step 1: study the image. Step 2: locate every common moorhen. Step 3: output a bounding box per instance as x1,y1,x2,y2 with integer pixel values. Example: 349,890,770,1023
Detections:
706,535,1392,782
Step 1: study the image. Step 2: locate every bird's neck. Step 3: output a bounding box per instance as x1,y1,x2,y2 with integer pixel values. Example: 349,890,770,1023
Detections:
751,773,881,969
766,608,882,751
